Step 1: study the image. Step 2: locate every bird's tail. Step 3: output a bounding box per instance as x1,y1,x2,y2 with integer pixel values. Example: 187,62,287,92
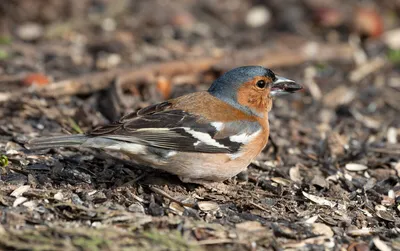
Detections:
27,134,89,150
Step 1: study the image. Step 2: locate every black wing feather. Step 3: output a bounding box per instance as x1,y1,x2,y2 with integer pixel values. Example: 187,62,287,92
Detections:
88,101,242,153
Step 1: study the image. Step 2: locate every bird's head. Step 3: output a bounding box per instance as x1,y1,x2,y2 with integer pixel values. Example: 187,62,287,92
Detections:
208,66,302,117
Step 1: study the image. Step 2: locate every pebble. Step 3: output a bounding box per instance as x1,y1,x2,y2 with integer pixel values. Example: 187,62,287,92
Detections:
245,6,271,28
17,22,43,41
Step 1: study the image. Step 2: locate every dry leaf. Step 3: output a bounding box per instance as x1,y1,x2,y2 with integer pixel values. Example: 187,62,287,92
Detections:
354,7,384,38
156,76,172,99
23,73,50,86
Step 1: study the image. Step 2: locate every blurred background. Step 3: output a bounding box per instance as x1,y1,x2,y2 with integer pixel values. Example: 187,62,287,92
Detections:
0,0,399,145
0,1,400,250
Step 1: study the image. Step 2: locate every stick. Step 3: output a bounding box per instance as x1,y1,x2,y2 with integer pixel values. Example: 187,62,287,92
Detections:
32,42,354,97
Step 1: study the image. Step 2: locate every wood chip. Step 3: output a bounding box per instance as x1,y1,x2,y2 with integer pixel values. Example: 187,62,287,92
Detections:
271,177,291,186
197,201,220,212
13,197,28,207
387,127,398,144
376,210,396,222
22,200,37,209
169,201,185,216
323,85,355,108
347,228,373,236
304,66,321,100
10,185,30,198
312,223,334,238
302,191,336,208
289,165,302,183
236,221,264,232
350,108,381,128
349,57,386,83
304,215,319,224
372,237,392,251
396,162,400,177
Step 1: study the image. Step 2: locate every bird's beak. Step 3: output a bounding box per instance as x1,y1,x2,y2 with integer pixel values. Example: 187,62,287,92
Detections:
270,76,302,96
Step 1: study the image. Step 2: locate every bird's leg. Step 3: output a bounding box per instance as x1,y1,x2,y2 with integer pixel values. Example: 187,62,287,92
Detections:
268,135,279,156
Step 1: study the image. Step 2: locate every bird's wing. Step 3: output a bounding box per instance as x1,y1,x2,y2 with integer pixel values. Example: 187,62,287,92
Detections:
88,100,261,154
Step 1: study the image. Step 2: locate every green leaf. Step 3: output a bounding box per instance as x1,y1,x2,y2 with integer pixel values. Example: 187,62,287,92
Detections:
0,155,9,167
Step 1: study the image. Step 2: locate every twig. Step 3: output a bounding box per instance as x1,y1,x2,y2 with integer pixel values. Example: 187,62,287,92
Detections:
195,238,245,245
249,201,270,212
148,185,195,208
349,57,386,83
32,41,355,97
368,147,400,155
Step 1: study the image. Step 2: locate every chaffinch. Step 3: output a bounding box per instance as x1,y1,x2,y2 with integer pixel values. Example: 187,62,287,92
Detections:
28,66,302,184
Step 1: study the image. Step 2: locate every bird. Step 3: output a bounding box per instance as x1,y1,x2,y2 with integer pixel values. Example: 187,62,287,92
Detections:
28,66,302,185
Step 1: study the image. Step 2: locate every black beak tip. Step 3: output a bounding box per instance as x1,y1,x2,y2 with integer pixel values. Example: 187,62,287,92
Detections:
271,81,302,94
286,83,303,93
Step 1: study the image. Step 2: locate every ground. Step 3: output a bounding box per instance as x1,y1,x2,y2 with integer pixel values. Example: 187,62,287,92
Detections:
0,0,400,250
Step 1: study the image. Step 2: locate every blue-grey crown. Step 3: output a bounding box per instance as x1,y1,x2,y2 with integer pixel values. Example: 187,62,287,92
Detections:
208,66,275,115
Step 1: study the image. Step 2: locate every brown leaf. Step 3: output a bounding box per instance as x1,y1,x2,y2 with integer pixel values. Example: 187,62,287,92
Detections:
156,76,172,99
23,73,50,86
354,7,384,38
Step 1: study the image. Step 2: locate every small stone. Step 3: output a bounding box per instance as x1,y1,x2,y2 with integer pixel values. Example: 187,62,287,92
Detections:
245,6,271,28
17,22,43,41
102,18,116,32
54,191,64,201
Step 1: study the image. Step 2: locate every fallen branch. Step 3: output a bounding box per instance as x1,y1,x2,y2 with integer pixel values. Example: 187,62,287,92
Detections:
34,41,354,97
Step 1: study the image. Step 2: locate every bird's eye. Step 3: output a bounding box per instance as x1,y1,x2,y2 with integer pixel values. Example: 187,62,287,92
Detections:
256,80,266,88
